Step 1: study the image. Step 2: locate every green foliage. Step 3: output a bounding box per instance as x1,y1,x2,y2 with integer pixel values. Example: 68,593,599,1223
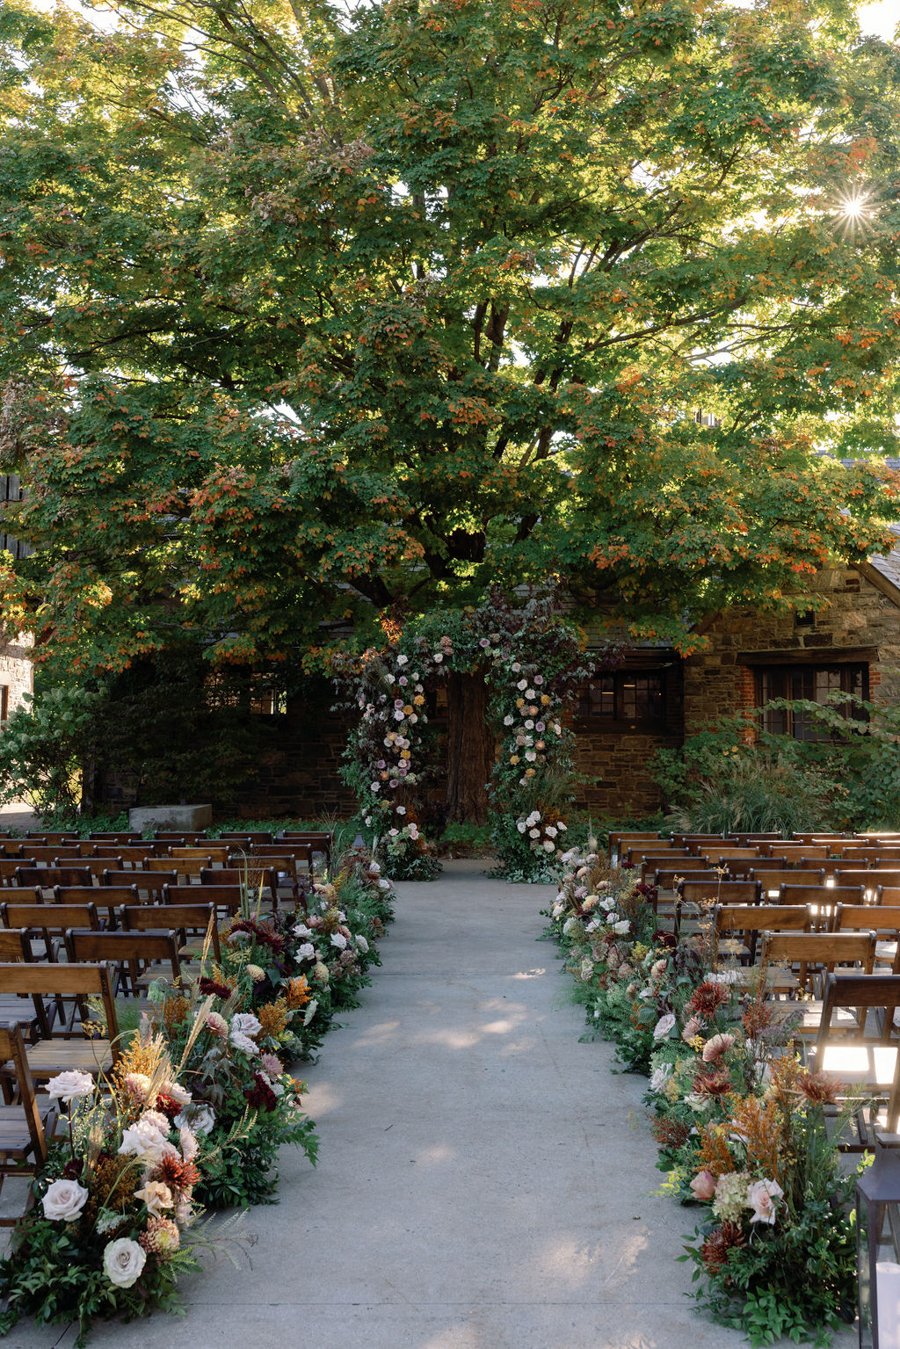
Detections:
655,694,900,834
0,1206,200,1348
0,0,897,682
0,686,98,817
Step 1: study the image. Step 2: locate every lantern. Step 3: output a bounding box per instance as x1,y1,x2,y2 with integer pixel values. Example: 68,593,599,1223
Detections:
858,1133,900,1348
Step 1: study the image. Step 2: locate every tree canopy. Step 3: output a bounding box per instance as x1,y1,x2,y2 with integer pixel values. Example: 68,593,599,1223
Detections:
0,0,898,675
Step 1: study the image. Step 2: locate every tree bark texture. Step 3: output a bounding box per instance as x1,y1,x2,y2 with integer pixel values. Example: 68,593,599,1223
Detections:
445,670,494,824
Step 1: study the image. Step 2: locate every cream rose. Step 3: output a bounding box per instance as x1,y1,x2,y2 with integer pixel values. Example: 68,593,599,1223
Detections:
42,1178,89,1222
135,1181,174,1216
103,1237,147,1289
46,1070,94,1104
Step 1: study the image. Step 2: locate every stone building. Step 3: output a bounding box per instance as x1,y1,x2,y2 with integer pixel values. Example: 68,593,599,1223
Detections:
573,535,900,819
0,475,34,728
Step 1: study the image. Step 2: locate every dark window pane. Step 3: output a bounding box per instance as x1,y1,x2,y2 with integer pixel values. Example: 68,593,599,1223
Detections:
757,663,868,741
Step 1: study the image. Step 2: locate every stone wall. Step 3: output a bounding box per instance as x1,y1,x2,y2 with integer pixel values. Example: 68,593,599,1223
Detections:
572,660,684,819
682,564,900,734
0,634,33,724
230,678,357,820
572,564,900,819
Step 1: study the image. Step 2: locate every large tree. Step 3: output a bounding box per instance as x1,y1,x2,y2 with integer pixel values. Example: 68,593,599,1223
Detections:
0,0,897,807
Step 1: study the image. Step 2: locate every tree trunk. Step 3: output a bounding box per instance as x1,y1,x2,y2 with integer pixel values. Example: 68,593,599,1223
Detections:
445,670,494,824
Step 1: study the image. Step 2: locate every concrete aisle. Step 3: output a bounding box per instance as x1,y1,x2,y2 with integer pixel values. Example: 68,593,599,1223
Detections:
8,861,855,1349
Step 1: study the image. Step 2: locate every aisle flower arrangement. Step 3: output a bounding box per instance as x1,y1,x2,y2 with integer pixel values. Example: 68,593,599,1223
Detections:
144,848,393,1208
147,978,319,1209
0,1033,208,1346
545,845,860,1346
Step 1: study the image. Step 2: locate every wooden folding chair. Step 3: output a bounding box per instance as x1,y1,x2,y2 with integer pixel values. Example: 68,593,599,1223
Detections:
145,855,210,884
777,883,866,930
56,856,123,880
15,867,94,895
65,928,182,996
279,831,333,870
169,844,231,867
209,867,279,909
833,903,900,971
751,867,825,898
640,852,691,882
0,963,120,1079
217,830,275,846
808,972,900,1147
0,1021,55,1223
680,878,761,906
0,858,36,888
763,843,829,862
120,902,220,964
0,902,100,963
714,903,811,975
115,844,162,867
101,870,176,902
837,870,900,898
164,883,243,918
54,885,138,927
760,930,876,1011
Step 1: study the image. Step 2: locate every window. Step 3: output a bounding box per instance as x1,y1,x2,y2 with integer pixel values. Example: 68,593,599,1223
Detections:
756,664,867,742
0,687,8,724
580,671,666,726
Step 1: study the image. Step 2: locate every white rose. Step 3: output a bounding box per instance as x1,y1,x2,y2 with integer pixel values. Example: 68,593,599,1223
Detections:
230,1012,261,1039
543,841,556,852
42,1178,89,1222
103,1238,147,1289
46,1070,94,1104
653,1013,677,1041
175,1102,215,1136
330,932,348,951
230,1031,259,1057
396,654,408,665
118,1118,171,1163
517,821,527,834
356,935,369,954
297,942,315,959
396,805,407,815
613,920,630,934
517,679,528,690
503,715,514,726
293,923,312,938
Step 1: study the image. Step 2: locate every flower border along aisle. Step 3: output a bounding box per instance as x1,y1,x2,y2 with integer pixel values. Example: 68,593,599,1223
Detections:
0,1033,208,1347
0,849,395,1342
545,848,859,1347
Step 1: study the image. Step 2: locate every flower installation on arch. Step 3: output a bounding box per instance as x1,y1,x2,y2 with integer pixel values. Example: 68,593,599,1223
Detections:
333,634,450,879
545,846,859,1347
333,589,602,883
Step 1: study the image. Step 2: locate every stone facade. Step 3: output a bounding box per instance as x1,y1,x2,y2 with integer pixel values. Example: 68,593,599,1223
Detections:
0,633,33,726
572,561,900,820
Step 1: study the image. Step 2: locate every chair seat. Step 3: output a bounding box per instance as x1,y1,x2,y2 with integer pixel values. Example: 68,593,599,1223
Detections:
717,939,750,959
807,1041,898,1090
25,1040,113,1079
787,1002,862,1037
0,1105,55,1160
